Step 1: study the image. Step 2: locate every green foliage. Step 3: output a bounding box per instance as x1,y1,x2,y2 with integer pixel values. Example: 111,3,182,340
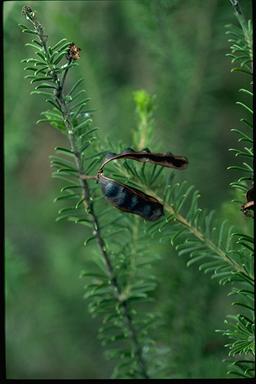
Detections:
17,1,253,379
222,3,254,377
102,1,254,377
226,14,253,198
111,144,254,377
19,5,170,379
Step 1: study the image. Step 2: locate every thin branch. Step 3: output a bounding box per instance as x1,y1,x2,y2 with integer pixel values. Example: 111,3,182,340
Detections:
162,200,252,278
59,81,150,381
115,165,253,280
151,189,253,279
22,6,150,379
229,0,253,64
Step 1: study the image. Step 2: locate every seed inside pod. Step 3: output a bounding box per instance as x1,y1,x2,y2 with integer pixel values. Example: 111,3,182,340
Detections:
98,174,164,221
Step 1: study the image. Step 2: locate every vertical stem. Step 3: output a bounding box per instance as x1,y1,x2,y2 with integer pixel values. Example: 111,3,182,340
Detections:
22,7,149,377
57,88,149,379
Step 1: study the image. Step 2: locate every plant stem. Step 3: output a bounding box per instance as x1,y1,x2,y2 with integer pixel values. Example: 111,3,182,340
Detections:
56,81,149,380
229,0,253,64
116,166,253,280
154,192,253,280
23,8,149,378
164,202,250,277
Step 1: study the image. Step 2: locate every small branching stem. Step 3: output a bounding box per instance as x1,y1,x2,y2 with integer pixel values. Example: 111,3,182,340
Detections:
23,7,149,379
57,84,149,380
229,0,253,65
163,202,252,278
151,190,253,280
59,84,150,380
116,166,253,280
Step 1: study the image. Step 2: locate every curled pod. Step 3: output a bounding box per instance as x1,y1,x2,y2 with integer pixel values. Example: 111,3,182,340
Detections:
241,186,254,216
99,147,188,172
246,186,254,203
98,174,164,221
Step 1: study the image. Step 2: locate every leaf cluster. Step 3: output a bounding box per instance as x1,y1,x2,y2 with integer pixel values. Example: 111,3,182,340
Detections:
20,6,170,379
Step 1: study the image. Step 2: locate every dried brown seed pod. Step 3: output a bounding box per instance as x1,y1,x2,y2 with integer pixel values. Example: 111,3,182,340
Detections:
241,186,254,217
99,148,188,172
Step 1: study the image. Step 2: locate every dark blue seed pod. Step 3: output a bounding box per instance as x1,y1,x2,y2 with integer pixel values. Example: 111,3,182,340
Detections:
98,174,164,221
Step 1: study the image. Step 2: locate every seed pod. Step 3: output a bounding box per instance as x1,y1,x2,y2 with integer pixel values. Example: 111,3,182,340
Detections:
246,186,254,203
241,186,254,217
99,148,188,172
98,174,164,221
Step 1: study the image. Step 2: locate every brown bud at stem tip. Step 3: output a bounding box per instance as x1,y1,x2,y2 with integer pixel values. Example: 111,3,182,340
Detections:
67,43,81,61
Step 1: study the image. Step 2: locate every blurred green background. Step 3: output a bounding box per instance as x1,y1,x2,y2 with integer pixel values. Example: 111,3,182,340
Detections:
4,0,252,379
